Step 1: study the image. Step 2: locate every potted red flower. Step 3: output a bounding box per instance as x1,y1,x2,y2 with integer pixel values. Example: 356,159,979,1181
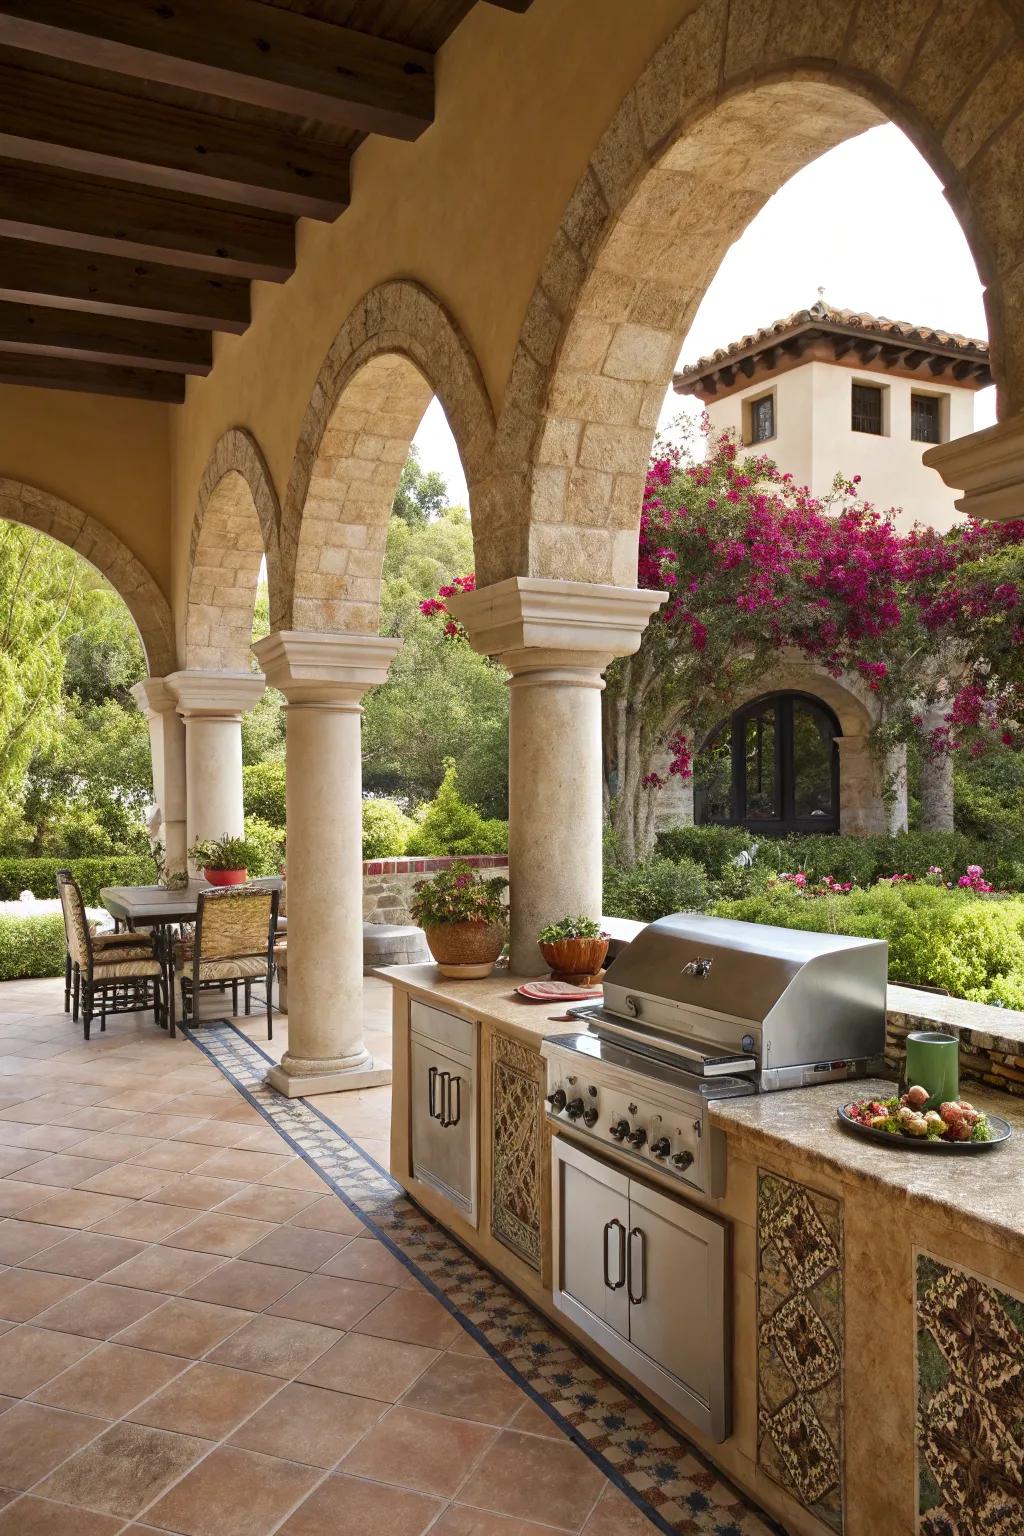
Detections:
410,861,508,979
188,835,256,887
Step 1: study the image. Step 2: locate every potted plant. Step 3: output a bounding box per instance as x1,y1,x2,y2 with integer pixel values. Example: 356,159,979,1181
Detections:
538,915,609,982
188,834,256,887
410,861,508,979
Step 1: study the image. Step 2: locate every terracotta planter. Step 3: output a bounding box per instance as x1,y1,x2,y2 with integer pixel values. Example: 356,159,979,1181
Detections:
423,921,504,979
204,867,248,887
539,934,609,982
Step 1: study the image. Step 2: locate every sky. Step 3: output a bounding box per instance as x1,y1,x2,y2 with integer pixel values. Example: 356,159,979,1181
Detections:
412,122,994,505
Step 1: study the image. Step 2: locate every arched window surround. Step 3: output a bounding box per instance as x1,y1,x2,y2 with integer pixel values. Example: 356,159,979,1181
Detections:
695,691,840,836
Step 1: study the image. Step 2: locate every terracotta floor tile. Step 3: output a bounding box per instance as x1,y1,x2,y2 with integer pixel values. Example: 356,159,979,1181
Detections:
457,1430,606,1530
190,1149,293,1184
300,1333,438,1402
0,1327,97,1396
133,1143,220,1174
15,1155,114,1190
97,1091,174,1115
433,1508,574,1536
0,1150,46,1179
279,1473,443,1536
0,1494,123,1534
445,1331,488,1360
134,1115,210,1140
22,1232,145,1280
33,1422,211,1518
114,1298,253,1359
70,1132,160,1163
319,1236,409,1287
32,1343,185,1419
401,1355,525,1427
165,1212,275,1258
230,1381,386,1468
507,1400,563,1440
101,1247,225,1295
285,1198,365,1236
236,1128,291,1155
581,1486,660,1535
130,1362,282,1439
0,1224,73,1266
259,1161,325,1192
146,1446,319,1536
34,1282,164,1340
153,1177,246,1211
0,1402,105,1490
16,1192,130,1230
0,1187,44,1220
0,1126,89,1153
267,1273,390,1331
0,1269,87,1323
340,1406,496,1498
218,1187,319,1224
353,1287,462,1350
173,1121,250,1149
92,1203,191,1244
238,1227,349,1272
78,1166,171,1201
184,1259,300,1311
208,1315,340,1379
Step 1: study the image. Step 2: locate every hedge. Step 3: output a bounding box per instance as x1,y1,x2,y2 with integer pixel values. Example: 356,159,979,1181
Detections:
0,915,66,981
0,857,152,905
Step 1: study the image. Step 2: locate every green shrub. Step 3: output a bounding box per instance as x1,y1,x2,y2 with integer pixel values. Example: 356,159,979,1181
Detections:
243,760,286,828
362,799,415,859
604,856,710,924
0,915,66,980
0,857,152,905
712,882,1024,1008
405,762,508,856
242,818,286,878
656,825,754,880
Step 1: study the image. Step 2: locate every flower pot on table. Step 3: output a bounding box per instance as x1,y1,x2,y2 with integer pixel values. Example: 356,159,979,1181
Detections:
423,921,505,979
204,867,248,887
539,935,609,983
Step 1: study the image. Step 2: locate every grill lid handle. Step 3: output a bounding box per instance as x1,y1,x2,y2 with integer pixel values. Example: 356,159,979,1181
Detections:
682,957,714,978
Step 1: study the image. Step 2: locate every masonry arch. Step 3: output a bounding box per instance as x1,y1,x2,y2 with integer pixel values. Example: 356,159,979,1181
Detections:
0,478,175,677
280,280,496,633
185,428,282,670
496,0,1020,588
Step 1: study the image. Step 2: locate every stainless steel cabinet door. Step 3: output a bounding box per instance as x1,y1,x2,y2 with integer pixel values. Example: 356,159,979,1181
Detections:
410,1036,476,1220
556,1137,629,1337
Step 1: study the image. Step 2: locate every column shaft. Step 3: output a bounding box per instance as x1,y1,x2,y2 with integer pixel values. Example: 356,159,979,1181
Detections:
166,671,265,858
131,678,187,873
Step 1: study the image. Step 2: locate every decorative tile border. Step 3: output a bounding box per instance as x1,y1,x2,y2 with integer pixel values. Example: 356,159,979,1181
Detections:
490,1031,544,1271
916,1253,1024,1535
757,1171,845,1534
182,1020,782,1536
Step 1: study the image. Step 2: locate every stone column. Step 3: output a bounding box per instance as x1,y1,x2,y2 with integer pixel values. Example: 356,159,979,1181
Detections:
448,579,665,976
652,736,694,833
919,704,955,831
166,670,265,850
252,630,401,1097
130,677,188,874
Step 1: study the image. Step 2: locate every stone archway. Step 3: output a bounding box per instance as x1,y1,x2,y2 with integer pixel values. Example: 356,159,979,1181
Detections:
280,280,496,632
0,477,175,676
185,428,282,669
493,0,1022,588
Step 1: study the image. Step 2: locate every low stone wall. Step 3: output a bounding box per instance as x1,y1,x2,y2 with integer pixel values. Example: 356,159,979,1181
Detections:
363,854,509,925
885,984,1024,1100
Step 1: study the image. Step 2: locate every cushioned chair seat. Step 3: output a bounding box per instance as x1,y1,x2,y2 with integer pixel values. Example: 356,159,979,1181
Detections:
92,958,163,980
93,930,151,950
92,945,159,965
179,955,267,983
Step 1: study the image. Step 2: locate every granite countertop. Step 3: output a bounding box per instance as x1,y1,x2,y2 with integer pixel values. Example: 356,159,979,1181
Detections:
376,963,590,1046
711,1077,1024,1251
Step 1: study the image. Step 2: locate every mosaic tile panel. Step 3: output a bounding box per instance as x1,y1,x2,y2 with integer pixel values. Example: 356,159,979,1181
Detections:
491,1030,544,1270
916,1253,1024,1535
183,1021,783,1536
757,1170,844,1534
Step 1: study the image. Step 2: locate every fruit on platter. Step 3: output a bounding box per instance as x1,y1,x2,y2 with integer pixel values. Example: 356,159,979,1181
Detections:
844,1088,993,1142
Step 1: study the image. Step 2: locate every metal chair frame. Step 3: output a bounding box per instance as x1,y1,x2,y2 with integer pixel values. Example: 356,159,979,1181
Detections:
174,885,279,1040
56,870,164,1042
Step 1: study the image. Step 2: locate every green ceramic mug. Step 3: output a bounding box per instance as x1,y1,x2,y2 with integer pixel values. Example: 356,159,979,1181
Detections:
904,1031,959,1108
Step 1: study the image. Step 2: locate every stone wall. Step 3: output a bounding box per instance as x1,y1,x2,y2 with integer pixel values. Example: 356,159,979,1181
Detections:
885,984,1024,1100
363,854,509,925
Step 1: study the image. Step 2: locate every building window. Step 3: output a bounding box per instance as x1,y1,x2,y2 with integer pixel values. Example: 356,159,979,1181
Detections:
750,393,775,444
911,393,941,444
851,383,883,435
694,693,839,834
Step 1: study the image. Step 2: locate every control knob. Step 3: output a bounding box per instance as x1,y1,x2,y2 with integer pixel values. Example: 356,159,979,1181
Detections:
582,1106,599,1128
566,1098,585,1120
650,1137,671,1158
626,1127,647,1148
546,1088,566,1112
609,1118,630,1141
671,1150,694,1171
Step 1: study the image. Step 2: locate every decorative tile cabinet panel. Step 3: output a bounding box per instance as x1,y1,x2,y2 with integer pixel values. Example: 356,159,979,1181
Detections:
757,1171,845,1534
916,1254,1024,1535
491,1032,545,1271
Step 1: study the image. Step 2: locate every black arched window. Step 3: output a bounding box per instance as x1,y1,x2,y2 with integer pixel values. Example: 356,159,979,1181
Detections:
694,692,839,835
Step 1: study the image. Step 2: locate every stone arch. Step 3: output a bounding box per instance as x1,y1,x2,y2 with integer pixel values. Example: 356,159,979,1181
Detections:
186,428,282,669
280,280,496,633
495,0,1022,588
0,477,175,677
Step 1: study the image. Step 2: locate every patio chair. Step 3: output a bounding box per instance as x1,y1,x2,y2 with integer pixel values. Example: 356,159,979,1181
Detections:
176,884,279,1039
56,869,154,1020
56,871,163,1042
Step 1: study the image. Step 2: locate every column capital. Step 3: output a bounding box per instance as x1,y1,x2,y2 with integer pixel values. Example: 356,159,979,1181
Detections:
166,669,266,718
447,576,666,673
252,630,402,706
923,414,1024,521
130,676,178,717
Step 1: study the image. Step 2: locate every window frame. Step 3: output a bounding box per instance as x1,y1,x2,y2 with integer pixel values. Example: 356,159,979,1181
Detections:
747,391,776,446
694,691,840,835
851,380,886,436
910,390,947,445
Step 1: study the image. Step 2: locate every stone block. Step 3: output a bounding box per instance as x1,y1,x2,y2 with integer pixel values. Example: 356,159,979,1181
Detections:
602,323,674,382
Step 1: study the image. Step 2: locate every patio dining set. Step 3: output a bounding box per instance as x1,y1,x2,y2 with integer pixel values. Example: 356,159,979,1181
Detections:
55,869,284,1043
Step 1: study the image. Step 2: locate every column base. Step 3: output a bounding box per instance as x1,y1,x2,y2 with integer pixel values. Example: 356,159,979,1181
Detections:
265,1054,393,1097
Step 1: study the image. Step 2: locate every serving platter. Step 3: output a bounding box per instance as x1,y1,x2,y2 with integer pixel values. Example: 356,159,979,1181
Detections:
836,1103,1012,1152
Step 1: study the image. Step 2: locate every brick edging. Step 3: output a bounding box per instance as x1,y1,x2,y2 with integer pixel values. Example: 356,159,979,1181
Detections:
362,855,509,876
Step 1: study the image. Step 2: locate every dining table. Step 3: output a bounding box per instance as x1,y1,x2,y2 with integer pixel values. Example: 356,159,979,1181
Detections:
100,876,282,1035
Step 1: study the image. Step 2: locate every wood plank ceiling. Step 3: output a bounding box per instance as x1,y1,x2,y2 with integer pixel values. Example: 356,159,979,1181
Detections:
0,0,531,403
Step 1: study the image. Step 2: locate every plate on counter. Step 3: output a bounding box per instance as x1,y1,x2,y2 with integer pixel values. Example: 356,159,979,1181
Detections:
836,1103,1012,1153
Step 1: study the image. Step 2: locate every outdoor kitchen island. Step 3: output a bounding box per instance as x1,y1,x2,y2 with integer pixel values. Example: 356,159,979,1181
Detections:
381,962,1024,1536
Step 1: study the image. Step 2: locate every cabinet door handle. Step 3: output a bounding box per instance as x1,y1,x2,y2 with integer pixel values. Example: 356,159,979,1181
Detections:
428,1065,439,1120
603,1218,626,1290
627,1225,646,1305
436,1070,451,1125
445,1074,462,1128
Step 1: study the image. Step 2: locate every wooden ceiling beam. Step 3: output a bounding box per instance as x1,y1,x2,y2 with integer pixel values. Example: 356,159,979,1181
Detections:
0,157,294,281
927,355,947,375
0,300,211,373
482,1,534,10
0,52,350,218
856,341,883,363
902,348,929,369
0,238,250,331
0,350,185,401
0,1,434,140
